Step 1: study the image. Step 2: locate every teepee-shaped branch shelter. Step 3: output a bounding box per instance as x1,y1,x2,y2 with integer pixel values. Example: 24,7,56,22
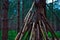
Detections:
15,0,59,40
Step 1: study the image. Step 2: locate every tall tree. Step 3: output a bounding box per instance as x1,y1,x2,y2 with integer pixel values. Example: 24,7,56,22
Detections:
2,0,8,40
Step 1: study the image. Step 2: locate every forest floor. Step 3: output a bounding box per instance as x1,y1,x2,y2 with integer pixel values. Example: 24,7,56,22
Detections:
0,30,60,40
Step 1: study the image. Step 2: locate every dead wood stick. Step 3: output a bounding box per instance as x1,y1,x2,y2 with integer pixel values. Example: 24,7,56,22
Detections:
39,20,46,40
41,13,59,40
36,24,40,40
24,2,35,21
29,22,35,40
42,20,49,40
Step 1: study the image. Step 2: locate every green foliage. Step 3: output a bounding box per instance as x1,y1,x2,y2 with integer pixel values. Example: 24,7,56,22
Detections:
8,30,17,40
21,31,29,40
0,30,60,40
0,30,2,40
0,30,17,40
